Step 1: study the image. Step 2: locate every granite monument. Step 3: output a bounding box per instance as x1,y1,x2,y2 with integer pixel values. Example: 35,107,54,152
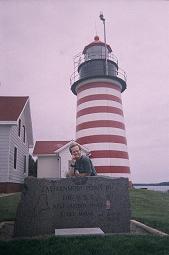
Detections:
14,176,131,237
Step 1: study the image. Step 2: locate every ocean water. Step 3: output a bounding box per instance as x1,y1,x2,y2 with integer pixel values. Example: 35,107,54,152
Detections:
134,185,169,192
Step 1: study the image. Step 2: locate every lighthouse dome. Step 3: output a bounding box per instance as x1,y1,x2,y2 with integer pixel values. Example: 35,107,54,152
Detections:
83,36,112,61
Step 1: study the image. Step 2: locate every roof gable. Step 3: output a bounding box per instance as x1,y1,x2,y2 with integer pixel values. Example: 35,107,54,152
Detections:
33,140,90,156
55,140,89,154
0,96,33,148
33,141,70,155
0,96,29,121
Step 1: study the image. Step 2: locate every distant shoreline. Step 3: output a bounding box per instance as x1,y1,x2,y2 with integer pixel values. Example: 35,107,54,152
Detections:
134,182,169,186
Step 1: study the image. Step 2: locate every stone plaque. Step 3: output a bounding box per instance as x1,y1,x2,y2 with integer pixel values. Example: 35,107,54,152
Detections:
14,176,131,237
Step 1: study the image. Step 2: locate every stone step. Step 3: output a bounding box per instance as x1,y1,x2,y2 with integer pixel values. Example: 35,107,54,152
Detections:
55,227,104,236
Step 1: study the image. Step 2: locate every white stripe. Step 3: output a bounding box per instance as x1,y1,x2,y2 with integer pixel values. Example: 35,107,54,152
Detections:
77,100,122,111
98,173,131,179
92,158,130,167
76,127,126,139
76,77,123,93
76,113,124,125
77,87,121,100
83,143,128,152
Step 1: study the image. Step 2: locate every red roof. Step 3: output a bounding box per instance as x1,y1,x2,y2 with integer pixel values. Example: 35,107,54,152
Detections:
83,36,112,54
33,141,70,155
0,96,29,121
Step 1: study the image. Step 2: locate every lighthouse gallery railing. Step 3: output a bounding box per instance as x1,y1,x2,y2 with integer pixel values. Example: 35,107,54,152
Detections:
70,52,127,86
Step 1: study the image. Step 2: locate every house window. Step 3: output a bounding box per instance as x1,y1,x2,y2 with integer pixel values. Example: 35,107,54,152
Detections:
14,147,17,169
23,125,26,143
18,119,21,137
24,155,27,173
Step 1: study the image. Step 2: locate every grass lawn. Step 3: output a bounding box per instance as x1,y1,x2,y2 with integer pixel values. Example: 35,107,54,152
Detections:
0,193,21,222
0,235,169,255
130,189,169,234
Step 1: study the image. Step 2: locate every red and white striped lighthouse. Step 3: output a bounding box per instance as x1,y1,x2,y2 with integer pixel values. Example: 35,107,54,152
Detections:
71,35,130,180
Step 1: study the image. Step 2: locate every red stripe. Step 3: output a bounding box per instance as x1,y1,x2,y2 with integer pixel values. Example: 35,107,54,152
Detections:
91,150,129,159
77,94,122,106
77,106,123,118
76,120,125,131
95,166,130,173
76,135,127,145
77,82,121,93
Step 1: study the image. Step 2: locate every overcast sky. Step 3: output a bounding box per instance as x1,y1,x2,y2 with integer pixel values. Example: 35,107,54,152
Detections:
0,0,169,183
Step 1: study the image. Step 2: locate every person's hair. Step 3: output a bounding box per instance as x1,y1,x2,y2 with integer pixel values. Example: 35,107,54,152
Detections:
69,142,81,154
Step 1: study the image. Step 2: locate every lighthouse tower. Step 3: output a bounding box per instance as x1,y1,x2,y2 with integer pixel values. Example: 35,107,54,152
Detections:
70,36,130,180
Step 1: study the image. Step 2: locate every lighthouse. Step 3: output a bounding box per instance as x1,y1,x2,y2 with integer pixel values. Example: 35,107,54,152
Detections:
70,34,130,181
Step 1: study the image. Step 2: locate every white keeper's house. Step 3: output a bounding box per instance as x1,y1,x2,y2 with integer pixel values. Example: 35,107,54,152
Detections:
33,140,89,178
0,96,33,193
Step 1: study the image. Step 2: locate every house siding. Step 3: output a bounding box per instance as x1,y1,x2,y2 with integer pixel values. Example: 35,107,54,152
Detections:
59,149,71,178
0,126,10,182
37,156,60,178
9,110,29,183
